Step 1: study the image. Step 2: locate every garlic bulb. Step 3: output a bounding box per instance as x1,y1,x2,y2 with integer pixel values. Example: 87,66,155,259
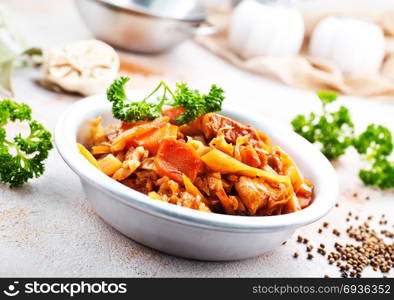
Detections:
43,39,119,96
309,17,385,75
228,0,304,59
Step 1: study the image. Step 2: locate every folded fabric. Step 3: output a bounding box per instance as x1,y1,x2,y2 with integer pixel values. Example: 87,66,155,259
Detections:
196,10,394,97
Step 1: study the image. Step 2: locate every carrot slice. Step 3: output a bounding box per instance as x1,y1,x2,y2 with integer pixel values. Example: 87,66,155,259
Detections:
155,139,202,184
120,120,150,132
121,122,133,131
132,124,177,155
111,117,169,152
162,107,184,121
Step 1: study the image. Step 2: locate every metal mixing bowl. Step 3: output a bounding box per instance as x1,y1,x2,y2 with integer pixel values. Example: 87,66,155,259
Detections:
76,0,217,53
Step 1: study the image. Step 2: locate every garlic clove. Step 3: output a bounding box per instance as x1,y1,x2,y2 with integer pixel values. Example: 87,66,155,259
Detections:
228,0,260,57
309,17,385,76
42,39,120,96
229,1,304,59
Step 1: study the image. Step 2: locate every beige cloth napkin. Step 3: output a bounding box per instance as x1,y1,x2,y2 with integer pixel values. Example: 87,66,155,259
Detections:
196,10,394,97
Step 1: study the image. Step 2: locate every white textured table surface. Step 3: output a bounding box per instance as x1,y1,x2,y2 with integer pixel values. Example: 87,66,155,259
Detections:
0,0,393,277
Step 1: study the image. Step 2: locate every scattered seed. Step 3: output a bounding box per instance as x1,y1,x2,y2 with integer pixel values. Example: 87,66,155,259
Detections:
294,210,393,278
328,219,394,278
332,229,341,237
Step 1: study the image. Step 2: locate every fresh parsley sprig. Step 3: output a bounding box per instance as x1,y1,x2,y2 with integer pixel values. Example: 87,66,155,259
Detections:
353,124,394,190
0,99,53,187
106,77,225,125
292,91,394,190
291,91,354,160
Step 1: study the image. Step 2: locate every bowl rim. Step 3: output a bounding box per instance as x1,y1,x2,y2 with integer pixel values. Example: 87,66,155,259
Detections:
55,93,339,233
87,0,207,22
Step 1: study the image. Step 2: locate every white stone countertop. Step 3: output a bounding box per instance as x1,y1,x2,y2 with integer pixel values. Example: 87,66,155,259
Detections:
0,0,393,277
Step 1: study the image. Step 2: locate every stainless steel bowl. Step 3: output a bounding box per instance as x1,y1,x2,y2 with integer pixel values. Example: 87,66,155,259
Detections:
55,91,339,261
76,0,217,53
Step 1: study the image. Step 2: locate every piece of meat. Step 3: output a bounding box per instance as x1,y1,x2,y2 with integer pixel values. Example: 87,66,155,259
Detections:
240,144,261,168
194,176,210,196
207,173,237,215
267,149,283,174
178,124,203,137
235,176,270,215
198,113,260,144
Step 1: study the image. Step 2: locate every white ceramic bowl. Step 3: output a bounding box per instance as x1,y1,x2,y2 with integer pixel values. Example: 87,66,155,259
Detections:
55,92,338,261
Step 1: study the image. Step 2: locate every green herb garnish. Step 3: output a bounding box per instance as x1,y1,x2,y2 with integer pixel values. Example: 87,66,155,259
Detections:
292,91,394,190
291,91,354,160
0,99,53,187
353,124,394,190
106,77,225,125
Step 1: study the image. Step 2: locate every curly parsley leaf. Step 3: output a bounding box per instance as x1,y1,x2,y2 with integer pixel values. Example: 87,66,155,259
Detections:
292,91,394,190
0,99,53,188
353,124,393,158
172,83,225,124
358,158,394,190
106,77,225,125
317,90,337,106
291,91,354,160
353,124,394,189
